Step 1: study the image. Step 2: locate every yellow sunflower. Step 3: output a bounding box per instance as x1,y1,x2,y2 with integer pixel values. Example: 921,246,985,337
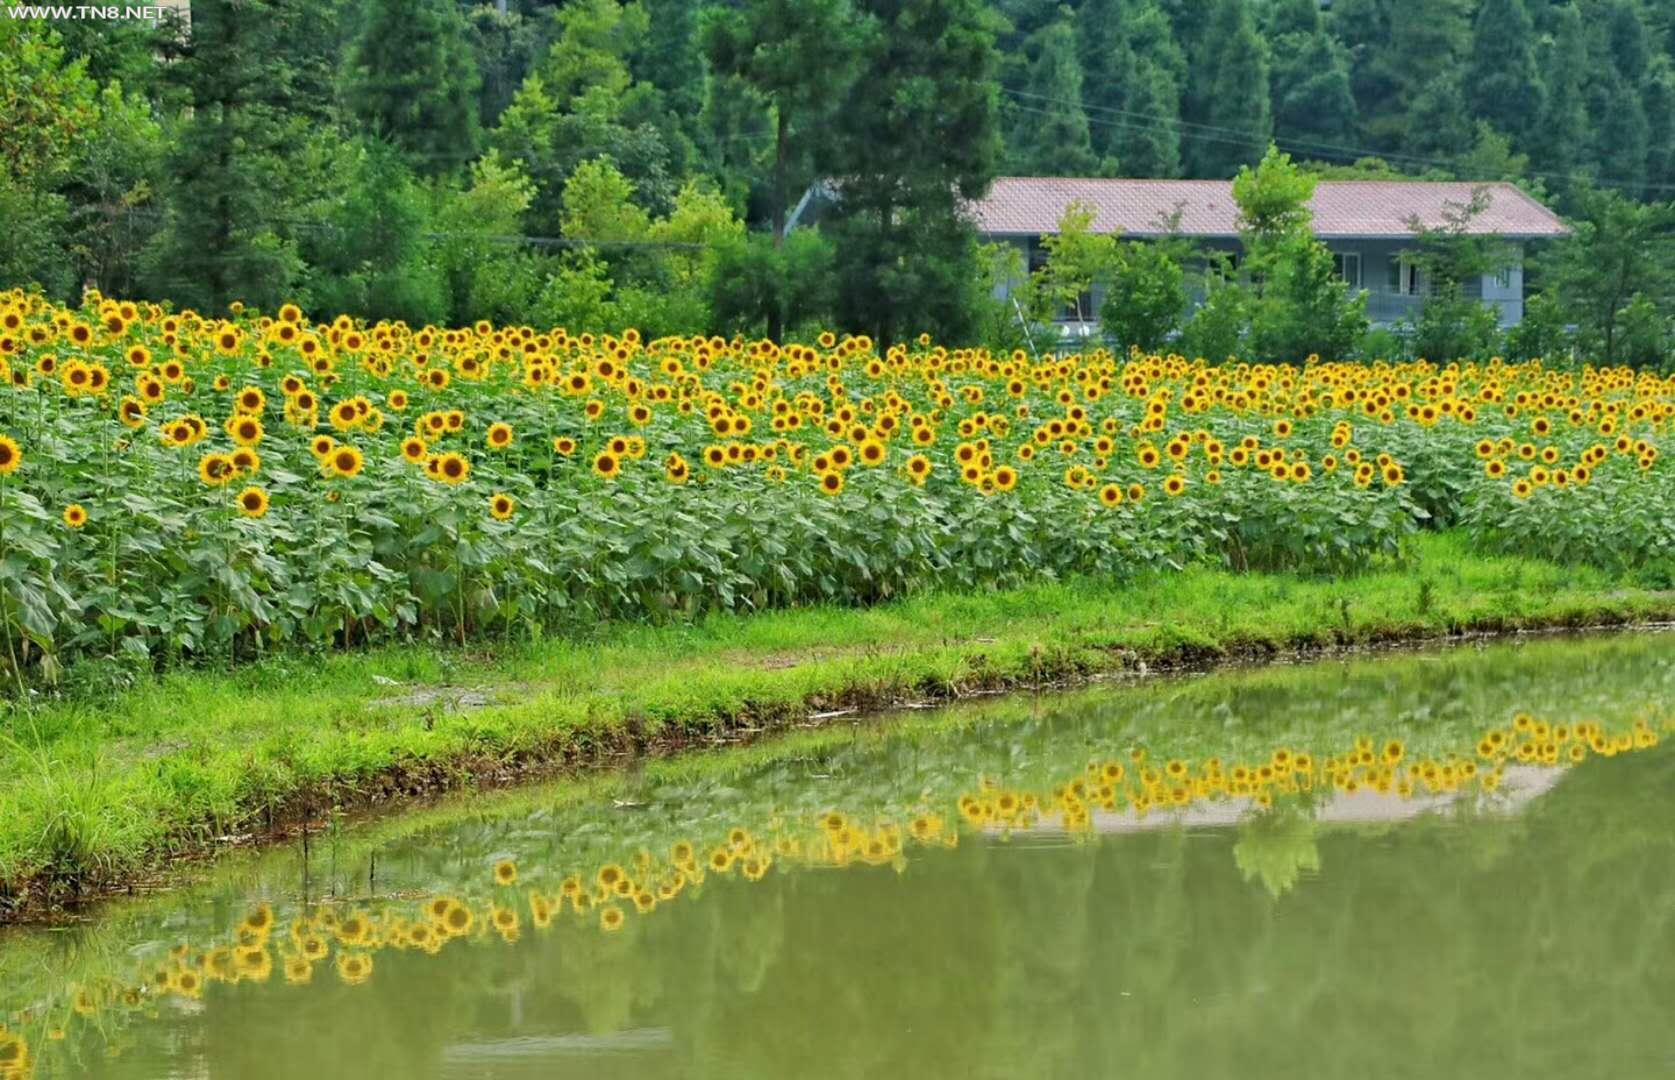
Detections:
329,445,365,478
434,452,470,484
236,486,270,519
197,452,235,487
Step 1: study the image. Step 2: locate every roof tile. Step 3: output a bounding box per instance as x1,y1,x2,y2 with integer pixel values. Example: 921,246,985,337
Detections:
969,177,1570,239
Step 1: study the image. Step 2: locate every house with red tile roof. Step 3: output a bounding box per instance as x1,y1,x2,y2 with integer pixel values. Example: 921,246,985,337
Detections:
788,176,1571,335
969,177,1570,333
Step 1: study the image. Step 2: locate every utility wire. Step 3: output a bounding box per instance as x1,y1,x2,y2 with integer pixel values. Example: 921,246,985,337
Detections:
1001,87,1675,198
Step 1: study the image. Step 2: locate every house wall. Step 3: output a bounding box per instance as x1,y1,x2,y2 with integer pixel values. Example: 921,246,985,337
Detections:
1478,252,1525,328
1333,238,1525,327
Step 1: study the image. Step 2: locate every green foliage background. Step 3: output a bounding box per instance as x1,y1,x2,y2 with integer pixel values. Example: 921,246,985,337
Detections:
6,1,1675,362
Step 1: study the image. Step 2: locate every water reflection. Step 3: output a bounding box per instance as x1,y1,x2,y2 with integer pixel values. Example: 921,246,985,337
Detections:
2,632,1673,1078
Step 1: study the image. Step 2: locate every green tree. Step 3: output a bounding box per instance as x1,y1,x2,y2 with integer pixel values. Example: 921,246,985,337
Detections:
632,0,706,126
1018,201,1115,326
304,141,447,323
1078,0,1183,177
701,0,859,246
1183,0,1270,178
1233,147,1366,360
994,0,1059,50
63,83,166,298
541,158,735,336
0,179,70,297
145,0,303,312
1231,144,1315,256
648,179,745,287
617,0,703,186
491,0,680,232
1534,3,1588,200
707,230,836,338
1,21,99,183
430,150,541,323
1453,122,1531,185
974,239,1029,350
1643,0,1675,42
1502,290,1573,363
1007,10,1100,175
1465,0,1544,153
1333,0,1472,154
1586,69,1649,198
1100,234,1189,352
1602,0,1651,83
0,21,100,295
1407,291,1504,363
1610,292,1670,369
1246,233,1368,361
50,17,174,98
1262,0,1320,37
1269,24,1357,152
538,0,644,103
1408,69,1475,161
1179,276,1247,361
560,156,652,242
343,0,482,174
1115,56,1184,177
820,0,1002,346
1075,0,1126,155
532,249,619,331
467,6,547,130
1645,59,1675,194
272,0,344,126
1544,186,1675,366
694,65,766,212
1585,1,1651,196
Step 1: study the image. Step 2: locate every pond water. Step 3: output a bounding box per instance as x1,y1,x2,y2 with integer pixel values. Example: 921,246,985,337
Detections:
2,633,1672,1079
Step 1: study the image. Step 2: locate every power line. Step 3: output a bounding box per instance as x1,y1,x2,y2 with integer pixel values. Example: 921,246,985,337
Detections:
1002,87,1675,199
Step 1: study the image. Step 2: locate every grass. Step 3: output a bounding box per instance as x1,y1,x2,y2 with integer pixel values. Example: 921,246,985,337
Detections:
1,529,1672,920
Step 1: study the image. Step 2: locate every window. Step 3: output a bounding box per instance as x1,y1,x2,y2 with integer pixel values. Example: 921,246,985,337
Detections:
1332,252,1362,288
1390,261,1424,296
1491,267,1513,290
1027,237,1048,275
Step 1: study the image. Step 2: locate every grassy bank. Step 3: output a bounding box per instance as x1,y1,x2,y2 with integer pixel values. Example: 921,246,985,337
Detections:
2,529,1673,920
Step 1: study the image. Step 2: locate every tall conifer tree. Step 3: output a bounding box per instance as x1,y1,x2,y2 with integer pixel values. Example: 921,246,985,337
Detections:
344,0,481,174
1078,0,1183,177
147,0,301,311
1184,0,1270,178
1270,21,1357,152
702,0,858,246
1466,0,1545,152
1535,2,1589,199
1008,11,1100,175
821,0,1001,345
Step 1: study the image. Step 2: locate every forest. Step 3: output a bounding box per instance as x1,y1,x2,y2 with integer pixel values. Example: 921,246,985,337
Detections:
4,0,1675,362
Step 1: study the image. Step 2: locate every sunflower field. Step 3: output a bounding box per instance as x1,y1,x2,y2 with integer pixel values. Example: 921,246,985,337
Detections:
0,287,1671,679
